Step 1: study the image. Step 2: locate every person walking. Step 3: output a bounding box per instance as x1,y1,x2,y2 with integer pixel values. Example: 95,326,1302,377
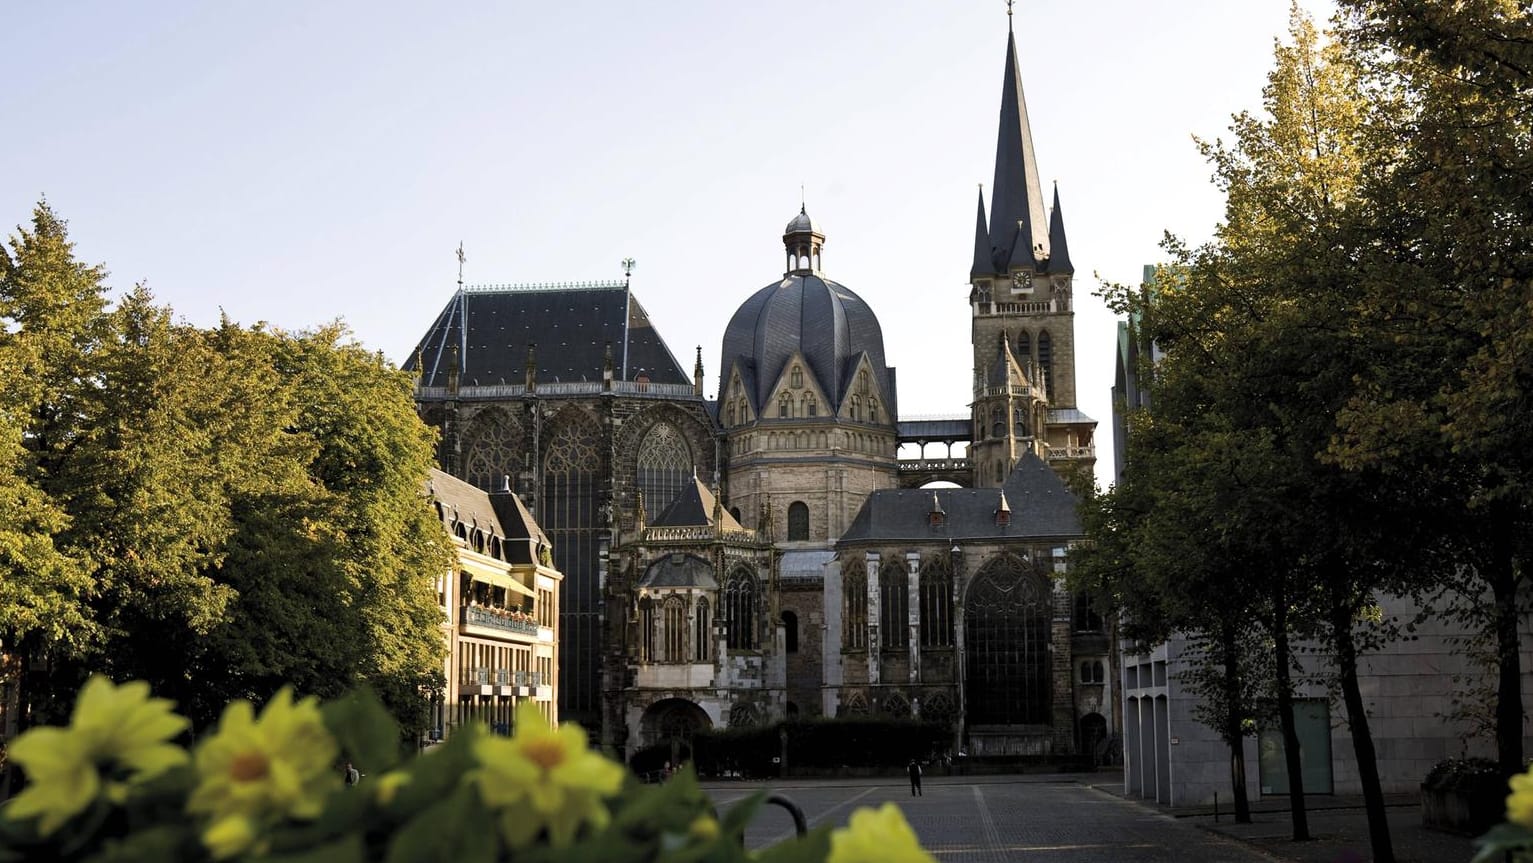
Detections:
907,758,923,797
344,761,360,787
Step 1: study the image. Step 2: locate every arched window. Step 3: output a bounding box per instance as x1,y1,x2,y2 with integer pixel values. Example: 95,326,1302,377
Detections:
850,397,861,421
725,571,756,650
791,366,803,388
543,409,601,718
1017,330,1031,366
778,396,791,418
694,597,713,662
464,409,521,491
726,404,735,426
965,554,1052,725
869,399,880,423
729,506,742,524
782,610,799,653
1037,330,1053,396
787,502,809,541
662,596,686,662
1079,660,1105,684
843,566,868,650
919,555,954,648
638,596,655,663
880,561,909,649
805,396,817,417
637,422,691,519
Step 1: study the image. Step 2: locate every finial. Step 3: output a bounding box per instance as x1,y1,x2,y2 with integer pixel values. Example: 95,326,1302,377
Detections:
621,257,636,287
456,242,466,289
800,184,805,211
1007,0,1014,31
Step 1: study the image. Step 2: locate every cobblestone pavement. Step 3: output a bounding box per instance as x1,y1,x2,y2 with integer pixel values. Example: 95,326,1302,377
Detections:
706,776,1281,862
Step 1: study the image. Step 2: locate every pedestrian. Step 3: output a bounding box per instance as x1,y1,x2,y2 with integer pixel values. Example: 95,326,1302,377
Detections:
907,758,923,797
344,761,360,787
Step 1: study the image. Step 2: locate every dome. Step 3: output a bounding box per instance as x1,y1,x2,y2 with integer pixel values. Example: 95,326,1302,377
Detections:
719,271,895,417
785,206,815,235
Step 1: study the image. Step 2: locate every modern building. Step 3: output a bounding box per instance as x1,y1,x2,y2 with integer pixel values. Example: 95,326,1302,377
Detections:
425,468,560,736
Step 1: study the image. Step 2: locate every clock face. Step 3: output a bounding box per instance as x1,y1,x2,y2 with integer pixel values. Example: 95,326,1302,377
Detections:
1011,271,1030,293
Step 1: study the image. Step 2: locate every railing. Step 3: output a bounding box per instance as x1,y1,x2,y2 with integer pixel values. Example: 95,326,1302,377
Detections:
985,298,1068,315
641,526,759,543
1046,445,1096,460
465,669,544,689
462,280,625,293
414,380,699,400
463,606,540,636
897,458,972,473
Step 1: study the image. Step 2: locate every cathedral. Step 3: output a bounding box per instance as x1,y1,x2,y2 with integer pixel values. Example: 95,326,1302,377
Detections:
405,17,1104,761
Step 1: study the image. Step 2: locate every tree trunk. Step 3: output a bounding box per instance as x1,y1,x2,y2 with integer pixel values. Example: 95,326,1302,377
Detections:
1272,578,1310,841
1221,621,1252,823
1490,540,1524,778
1330,594,1394,863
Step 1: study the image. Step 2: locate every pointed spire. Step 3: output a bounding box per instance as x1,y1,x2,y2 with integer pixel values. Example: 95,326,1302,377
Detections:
970,185,991,279
693,345,704,396
988,23,1050,274
989,329,1022,389
1047,183,1074,275
996,489,1012,526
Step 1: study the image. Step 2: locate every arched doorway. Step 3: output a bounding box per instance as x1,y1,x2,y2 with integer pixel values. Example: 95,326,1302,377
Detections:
637,698,712,774
1079,712,1108,765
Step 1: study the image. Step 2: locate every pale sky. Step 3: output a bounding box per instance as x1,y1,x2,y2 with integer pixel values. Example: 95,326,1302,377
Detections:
4,1,1332,489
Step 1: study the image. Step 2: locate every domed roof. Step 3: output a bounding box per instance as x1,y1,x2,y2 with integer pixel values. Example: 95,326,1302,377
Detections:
785,206,816,235
719,271,895,416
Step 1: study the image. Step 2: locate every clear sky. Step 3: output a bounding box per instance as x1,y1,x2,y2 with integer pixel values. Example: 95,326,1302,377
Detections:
4,1,1331,489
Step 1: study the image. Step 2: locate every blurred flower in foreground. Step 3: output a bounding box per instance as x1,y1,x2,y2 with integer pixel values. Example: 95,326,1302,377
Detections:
473,700,624,847
828,802,937,863
5,676,189,835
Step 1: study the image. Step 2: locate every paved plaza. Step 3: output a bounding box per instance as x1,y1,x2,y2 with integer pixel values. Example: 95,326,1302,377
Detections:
706,775,1281,862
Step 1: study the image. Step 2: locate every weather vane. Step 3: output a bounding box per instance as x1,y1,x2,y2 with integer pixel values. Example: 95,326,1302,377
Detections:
622,257,637,287
456,242,466,288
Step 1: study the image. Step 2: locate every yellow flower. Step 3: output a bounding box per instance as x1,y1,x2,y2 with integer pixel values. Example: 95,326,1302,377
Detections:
472,700,624,847
688,814,720,843
186,688,338,859
5,676,189,835
827,803,936,863
1508,765,1533,827
373,770,412,805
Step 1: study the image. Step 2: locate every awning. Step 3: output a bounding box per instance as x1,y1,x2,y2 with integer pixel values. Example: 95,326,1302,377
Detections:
462,560,537,597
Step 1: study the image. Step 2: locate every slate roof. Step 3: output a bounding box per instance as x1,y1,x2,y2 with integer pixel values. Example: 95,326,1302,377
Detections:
837,452,1081,545
639,553,719,590
650,477,746,533
426,468,549,565
720,273,896,417
405,284,691,389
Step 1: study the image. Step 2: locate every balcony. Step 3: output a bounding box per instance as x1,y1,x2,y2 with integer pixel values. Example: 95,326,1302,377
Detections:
1046,445,1096,461
462,605,540,637
463,668,544,692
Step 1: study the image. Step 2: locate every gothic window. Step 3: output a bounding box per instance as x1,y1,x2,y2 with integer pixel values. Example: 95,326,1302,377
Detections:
726,404,735,426
964,554,1052,725
1080,660,1105,684
843,566,868,650
1073,593,1104,632
991,407,1005,439
725,571,756,650
464,410,521,490
782,610,799,653
638,597,654,663
1037,330,1053,396
542,410,602,717
869,399,880,423
791,366,803,388
805,396,817,417
919,556,954,648
850,397,861,421
787,501,809,541
880,561,909,649
662,596,686,662
694,597,713,662
858,370,870,394
779,396,791,418
996,461,1005,483
1017,330,1032,365
637,422,691,518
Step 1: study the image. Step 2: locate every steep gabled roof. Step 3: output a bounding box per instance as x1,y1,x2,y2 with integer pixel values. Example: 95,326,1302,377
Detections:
405,284,690,389
651,476,746,533
986,26,1051,275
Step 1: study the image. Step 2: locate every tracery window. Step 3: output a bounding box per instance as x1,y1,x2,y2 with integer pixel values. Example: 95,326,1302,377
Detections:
843,566,868,650
919,556,954,647
725,571,756,650
638,597,654,663
693,597,713,662
964,554,1052,725
880,561,909,649
1017,330,1032,365
662,596,687,662
543,410,602,717
464,410,521,490
637,421,691,518
787,501,809,541
1037,330,1053,396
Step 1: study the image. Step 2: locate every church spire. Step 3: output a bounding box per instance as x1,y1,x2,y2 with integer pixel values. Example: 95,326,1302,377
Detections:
1047,183,1074,275
987,20,1050,275
970,186,990,279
